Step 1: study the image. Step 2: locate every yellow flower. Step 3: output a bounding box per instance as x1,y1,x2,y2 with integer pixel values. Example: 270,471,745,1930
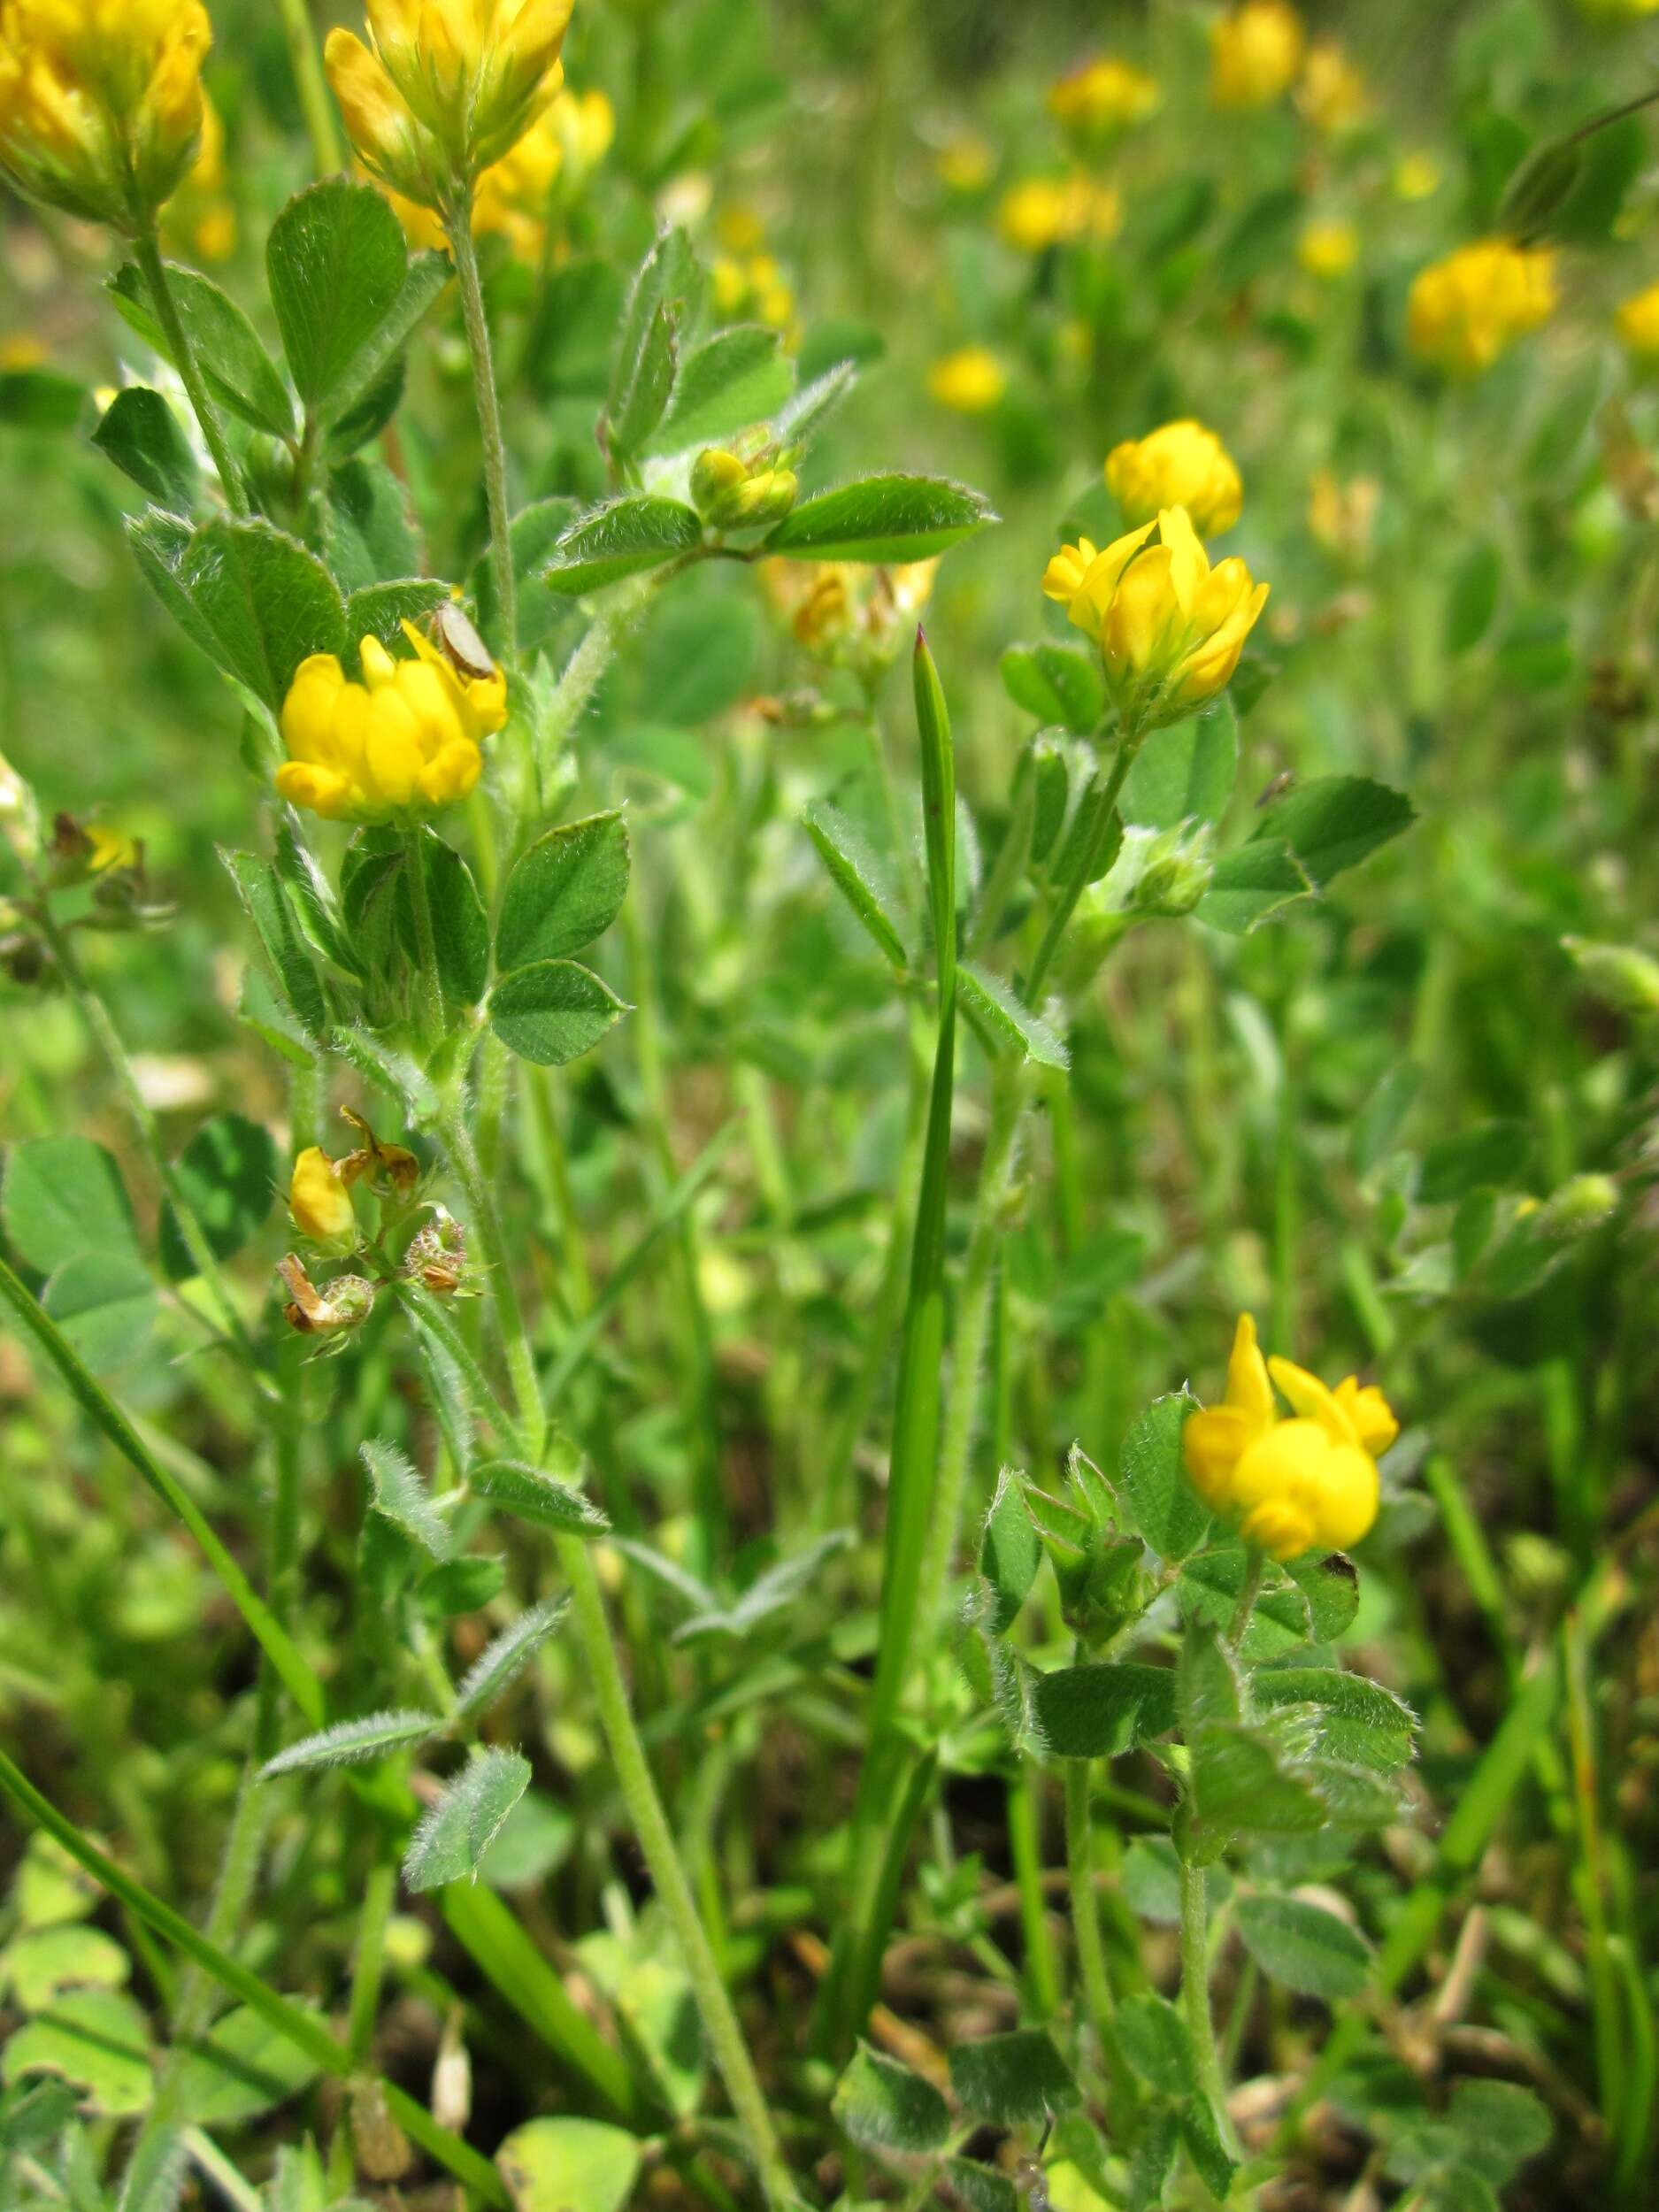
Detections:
325,0,572,215
926,345,1007,414
1298,219,1358,280
1616,280,1659,362
275,619,507,823
0,0,211,230
936,131,992,195
1106,420,1242,539
1042,506,1269,732
1295,39,1367,134
997,171,1119,253
1392,152,1439,202
1306,467,1379,563
1048,54,1160,143
289,1146,358,1247
1407,238,1557,377
86,825,140,872
1183,1315,1396,1560
1210,1,1304,111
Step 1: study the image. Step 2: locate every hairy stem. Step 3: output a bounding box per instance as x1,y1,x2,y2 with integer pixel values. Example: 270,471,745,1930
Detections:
1024,733,1134,1005
134,231,247,518
438,1106,545,1460
403,826,445,1046
446,208,517,664
1179,1855,1241,2157
273,0,342,176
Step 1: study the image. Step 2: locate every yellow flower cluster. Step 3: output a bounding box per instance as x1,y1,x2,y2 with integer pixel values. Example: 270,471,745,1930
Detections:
1106,420,1242,539
1210,0,1304,111
761,558,937,668
1295,39,1368,134
326,0,572,217
936,132,993,196
0,0,211,230
382,82,611,257
276,620,507,823
1047,54,1160,143
1042,506,1268,733
1298,219,1358,281
710,251,796,337
1407,237,1557,376
926,345,1007,414
1184,1314,1398,1560
997,171,1120,254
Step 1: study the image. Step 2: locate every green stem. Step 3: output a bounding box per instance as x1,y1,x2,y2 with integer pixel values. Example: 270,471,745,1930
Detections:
557,1536,794,2210
348,1862,397,2064
134,231,247,518
0,1255,324,1725
1225,1547,1266,1652
1024,733,1133,1005
403,826,445,1046
1065,1760,1136,2109
1179,1856,1240,2158
35,899,257,1363
273,0,342,176
446,207,517,665
0,1751,506,2207
912,1067,1025,1640
1008,1765,1061,2016
438,1107,545,1460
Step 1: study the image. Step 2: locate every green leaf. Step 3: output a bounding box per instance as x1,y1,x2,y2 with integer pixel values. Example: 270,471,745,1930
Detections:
1250,1668,1417,1770
999,641,1105,734
110,259,294,438
325,457,422,592
0,1924,129,2010
344,578,450,657
1253,776,1415,889
362,1440,454,1561
1419,1118,1532,1204
91,388,198,513
1179,1621,1244,1736
959,963,1069,1069
650,323,793,452
3,1137,141,1274
267,180,446,420
224,849,330,1040
608,297,678,457
832,2044,950,2154
470,1457,610,1536
0,367,84,429
158,1113,276,1280
1127,2107,1180,2211
1119,1393,1209,1562
762,472,997,562
949,2029,1078,2126
473,497,579,650
676,1530,855,1644
1033,1662,1176,1757
455,1597,569,1720
1194,838,1311,935
1180,2093,1238,2200
977,1467,1041,1636
403,1748,532,1893
166,519,346,710
331,1024,438,1122
396,832,489,1009
489,959,629,1066
1,1989,152,2117
1179,1547,1360,1660
607,228,701,424
1115,1993,1195,2099
1235,1892,1371,2000
525,257,626,400
326,351,406,458
42,1252,156,1373
542,495,703,595
1445,541,1501,654
1447,2079,1551,2182
772,357,856,449
258,1710,440,1779
1121,704,1239,830
945,2157,1019,2212
497,2116,642,2212
172,2003,322,2125
496,812,630,972
1187,1723,1325,1859
803,799,909,969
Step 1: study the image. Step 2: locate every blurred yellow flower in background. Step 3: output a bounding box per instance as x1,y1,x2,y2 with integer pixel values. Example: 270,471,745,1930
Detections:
1106,419,1243,538
0,0,211,229
1296,39,1368,134
1048,54,1160,145
1615,280,1659,362
1183,1314,1396,1560
1298,219,1358,280
1043,506,1268,731
998,171,1120,253
326,0,572,216
1408,237,1557,375
276,622,507,823
1576,0,1659,14
926,345,1007,413
1307,468,1379,563
936,132,993,195
1210,0,1305,111
1392,152,1440,201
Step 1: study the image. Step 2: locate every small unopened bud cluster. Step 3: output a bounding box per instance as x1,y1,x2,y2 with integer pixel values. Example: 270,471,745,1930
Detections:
401,1206,474,1297
690,444,798,531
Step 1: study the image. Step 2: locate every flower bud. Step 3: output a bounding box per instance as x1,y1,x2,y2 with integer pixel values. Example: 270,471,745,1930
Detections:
1210,1,1305,111
278,1255,377,1336
0,0,212,231
402,1206,471,1295
690,447,751,521
1129,821,1216,918
1563,935,1659,1015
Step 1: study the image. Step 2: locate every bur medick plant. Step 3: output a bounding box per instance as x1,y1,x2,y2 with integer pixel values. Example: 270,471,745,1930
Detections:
2,2,1655,2209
